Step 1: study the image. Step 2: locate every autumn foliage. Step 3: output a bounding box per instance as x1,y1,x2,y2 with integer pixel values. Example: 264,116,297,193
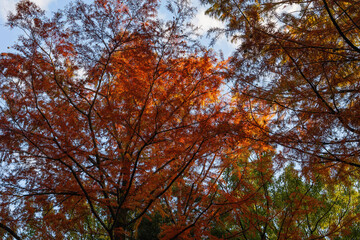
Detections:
203,0,360,178
0,0,359,239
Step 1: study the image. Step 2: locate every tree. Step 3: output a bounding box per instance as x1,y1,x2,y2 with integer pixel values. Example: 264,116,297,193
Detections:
0,0,260,239
210,151,277,239
270,164,360,240
202,0,360,179
211,158,360,240
3,0,358,239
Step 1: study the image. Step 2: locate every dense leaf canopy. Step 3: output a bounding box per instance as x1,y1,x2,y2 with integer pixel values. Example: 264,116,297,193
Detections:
0,0,359,239
203,0,360,177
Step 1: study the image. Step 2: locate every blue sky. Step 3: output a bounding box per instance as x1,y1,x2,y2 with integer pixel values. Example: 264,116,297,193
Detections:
0,0,235,56
0,0,74,52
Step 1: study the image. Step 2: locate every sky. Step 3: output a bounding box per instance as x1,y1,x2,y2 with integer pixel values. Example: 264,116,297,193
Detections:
0,0,74,52
0,0,235,56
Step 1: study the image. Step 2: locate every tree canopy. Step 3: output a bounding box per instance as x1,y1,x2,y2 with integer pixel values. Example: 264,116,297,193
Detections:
203,0,360,178
0,0,359,239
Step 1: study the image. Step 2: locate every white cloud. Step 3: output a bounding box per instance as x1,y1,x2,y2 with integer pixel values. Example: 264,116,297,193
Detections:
0,0,54,21
276,3,301,16
194,6,224,35
193,6,237,57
